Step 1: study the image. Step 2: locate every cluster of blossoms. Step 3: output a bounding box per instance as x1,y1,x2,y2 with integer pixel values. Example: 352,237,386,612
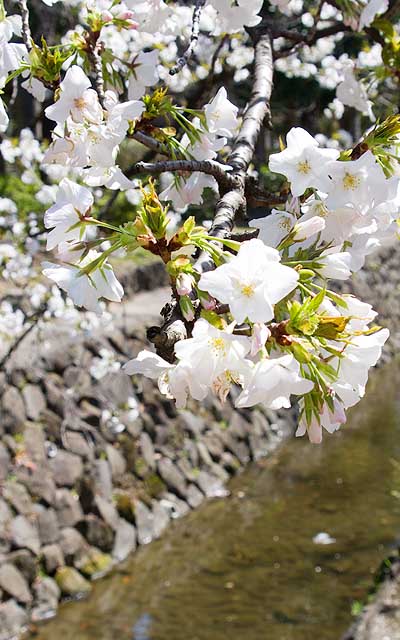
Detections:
0,0,399,444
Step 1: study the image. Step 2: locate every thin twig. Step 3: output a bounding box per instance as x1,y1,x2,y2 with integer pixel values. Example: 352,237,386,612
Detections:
0,304,47,372
18,0,32,50
170,0,206,76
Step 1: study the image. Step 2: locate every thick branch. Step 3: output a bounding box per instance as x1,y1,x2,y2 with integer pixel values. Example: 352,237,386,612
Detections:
228,32,273,173
128,158,235,187
170,0,206,76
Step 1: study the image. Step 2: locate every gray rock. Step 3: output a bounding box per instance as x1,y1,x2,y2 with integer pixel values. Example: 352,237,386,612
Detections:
49,450,83,487
196,471,229,498
134,500,154,545
112,520,136,562
157,458,187,498
2,386,26,433
59,527,87,561
0,443,10,482
7,549,37,584
35,507,60,545
54,489,83,527
10,515,40,555
0,498,13,527
186,484,205,509
92,459,113,500
152,501,170,538
161,493,190,519
139,432,156,471
105,444,126,478
74,546,112,578
94,495,120,531
98,371,134,407
249,434,270,461
16,468,56,505
42,544,65,574
3,481,33,516
62,430,93,459
32,576,60,622
196,441,214,467
77,515,114,552
0,600,28,640
0,563,32,604
55,566,91,597
228,412,251,439
179,411,206,436
201,433,224,459
23,422,47,464
217,431,250,465
22,384,46,421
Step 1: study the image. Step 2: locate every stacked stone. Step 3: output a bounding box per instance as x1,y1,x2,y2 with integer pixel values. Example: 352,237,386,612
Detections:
0,246,399,640
0,285,290,640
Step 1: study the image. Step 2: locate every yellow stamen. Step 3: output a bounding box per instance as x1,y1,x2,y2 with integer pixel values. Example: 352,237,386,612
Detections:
342,172,361,191
297,160,311,174
240,283,255,297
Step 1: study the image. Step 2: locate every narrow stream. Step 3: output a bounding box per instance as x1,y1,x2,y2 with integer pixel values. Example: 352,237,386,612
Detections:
34,362,400,640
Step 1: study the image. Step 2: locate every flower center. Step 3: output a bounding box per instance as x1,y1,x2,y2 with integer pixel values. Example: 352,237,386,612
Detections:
209,337,227,355
297,160,311,174
74,97,87,110
342,172,361,191
279,217,293,231
240,283,255,297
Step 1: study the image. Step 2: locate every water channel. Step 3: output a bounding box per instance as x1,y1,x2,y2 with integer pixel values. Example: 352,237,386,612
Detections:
34,362,400,640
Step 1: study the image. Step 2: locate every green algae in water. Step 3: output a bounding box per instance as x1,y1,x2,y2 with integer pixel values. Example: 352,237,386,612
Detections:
34,363,400,640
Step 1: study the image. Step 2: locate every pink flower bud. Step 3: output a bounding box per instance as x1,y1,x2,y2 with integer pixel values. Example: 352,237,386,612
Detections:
179,295,195,322
198,289,216,311
250,323,271,356
176,273,194,297
101,10,113,22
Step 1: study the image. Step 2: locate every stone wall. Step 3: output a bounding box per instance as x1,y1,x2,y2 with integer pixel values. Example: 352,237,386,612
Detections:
0,248,399,640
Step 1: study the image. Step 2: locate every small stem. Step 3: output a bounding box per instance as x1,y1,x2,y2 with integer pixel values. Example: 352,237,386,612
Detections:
170,0,206,76
18,0,32,50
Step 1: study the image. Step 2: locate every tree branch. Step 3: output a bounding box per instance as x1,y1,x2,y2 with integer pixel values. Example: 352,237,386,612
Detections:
170,0,206,76
128,158,235,188
18,0,32,50
194,29,274,273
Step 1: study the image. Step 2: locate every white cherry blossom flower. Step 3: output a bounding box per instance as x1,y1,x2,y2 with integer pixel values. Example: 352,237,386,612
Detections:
160,173,218,212
325,152,388,210
296,399,346,444
0,97,8,132
249,210,296,248
44,178,93,250
174,318,251,394
128,50,159,99
269,127,339,197
236,354,314,410
198,238,299,324
318,248,352,280
42,250,123,313
336,63,375,120
204,87,239,137
45,66,103,126
359,0,389,30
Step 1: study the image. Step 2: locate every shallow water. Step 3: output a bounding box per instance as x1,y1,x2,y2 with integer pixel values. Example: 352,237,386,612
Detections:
34,363,400,640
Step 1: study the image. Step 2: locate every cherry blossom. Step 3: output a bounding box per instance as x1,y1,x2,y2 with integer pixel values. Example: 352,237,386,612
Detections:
268,127,339,196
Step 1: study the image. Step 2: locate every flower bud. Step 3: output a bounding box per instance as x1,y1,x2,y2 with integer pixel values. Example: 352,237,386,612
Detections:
198,289,216,311
293,216,325,241
101,10,113,22
179,295,195,322
176,273,194,296
250,323,271,356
